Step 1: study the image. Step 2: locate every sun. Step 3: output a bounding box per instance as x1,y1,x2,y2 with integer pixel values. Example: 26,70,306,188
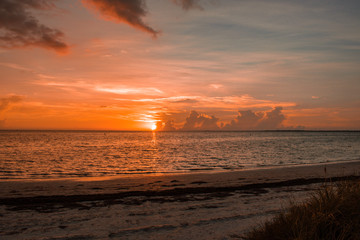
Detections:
151,123,157,131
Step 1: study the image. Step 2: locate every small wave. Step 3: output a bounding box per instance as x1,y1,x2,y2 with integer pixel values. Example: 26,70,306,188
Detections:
39,234,95,240
222,166,244,170
0,170,23,173
189,168,214,171
142,149,158,152
109,224,177,237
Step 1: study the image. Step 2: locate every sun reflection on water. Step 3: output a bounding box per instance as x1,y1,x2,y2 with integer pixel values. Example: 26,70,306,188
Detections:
152,131,157,145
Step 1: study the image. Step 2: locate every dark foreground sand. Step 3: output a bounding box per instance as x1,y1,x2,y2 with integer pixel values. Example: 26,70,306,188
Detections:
1,161,360,240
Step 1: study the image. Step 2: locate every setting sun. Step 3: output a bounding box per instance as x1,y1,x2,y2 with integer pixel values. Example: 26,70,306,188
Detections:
1,1,360,239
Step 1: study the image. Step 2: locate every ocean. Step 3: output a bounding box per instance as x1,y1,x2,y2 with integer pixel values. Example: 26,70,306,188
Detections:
0,131,359,180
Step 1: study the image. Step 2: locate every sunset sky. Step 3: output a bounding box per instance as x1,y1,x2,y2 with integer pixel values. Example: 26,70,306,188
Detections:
0,0,359,130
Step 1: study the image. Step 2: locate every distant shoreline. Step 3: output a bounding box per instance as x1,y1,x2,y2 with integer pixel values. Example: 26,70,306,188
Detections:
1,129,360,132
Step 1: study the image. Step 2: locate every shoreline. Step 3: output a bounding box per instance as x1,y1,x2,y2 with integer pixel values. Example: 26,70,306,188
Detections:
2,175,360,209
1,161,360,239
1,160,359,200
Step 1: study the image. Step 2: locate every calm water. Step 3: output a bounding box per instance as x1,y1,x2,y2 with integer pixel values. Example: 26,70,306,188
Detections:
0,131,359,179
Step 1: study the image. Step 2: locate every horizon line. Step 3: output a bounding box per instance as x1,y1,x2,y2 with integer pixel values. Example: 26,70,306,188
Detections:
1,129,359,132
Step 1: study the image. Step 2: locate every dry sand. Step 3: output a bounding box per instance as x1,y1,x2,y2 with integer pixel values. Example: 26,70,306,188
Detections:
1,161,360,240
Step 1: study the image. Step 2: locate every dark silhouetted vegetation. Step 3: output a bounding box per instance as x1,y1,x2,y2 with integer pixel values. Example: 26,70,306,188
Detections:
243,181,360,240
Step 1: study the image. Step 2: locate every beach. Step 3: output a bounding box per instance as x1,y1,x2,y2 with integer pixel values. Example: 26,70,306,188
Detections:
1,161,360,240
1,0,360,238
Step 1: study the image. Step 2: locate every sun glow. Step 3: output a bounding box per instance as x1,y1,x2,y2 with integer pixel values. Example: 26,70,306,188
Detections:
151,123,157,131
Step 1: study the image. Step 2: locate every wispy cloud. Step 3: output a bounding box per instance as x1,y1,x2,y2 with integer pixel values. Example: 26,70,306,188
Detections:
171,0,203,10
0,0,69,53
34,80,164,96
0,95,23,113
0,0,207,53
0,95,23,128
82,0,207,37
0,62,34,72
95,86,163,95
129,95,296,109
131,96,199,102
82,0,159,37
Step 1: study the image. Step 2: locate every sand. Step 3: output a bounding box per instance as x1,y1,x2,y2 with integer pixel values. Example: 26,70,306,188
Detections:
1,161,360,240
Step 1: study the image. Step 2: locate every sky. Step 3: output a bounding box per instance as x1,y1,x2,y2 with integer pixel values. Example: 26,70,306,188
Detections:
0,0,359,130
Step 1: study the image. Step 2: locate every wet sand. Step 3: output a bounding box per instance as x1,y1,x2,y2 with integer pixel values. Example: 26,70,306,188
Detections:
1,161,360,239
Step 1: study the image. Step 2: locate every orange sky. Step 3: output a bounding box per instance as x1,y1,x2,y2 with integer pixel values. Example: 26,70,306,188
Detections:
0,0,359,130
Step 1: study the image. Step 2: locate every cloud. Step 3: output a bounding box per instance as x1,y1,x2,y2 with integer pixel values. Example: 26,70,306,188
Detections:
132,96,199,103
0,0,204,54
171,0,203,10
224,107,286,130
0,0,69,53
0,95,23,113
95,86,163,95
130,95,296,111
156,120,176,131
34,80,164,96
82,0,203,37
0,95,23,128
223,110,263,130
256,107,285,130
82,0,159,37
154,106,303,131
181,110,220,130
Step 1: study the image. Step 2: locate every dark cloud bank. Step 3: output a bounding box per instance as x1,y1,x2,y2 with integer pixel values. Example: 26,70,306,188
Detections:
0,0,203,52
0,0,68,53
156,107,305,131
83,0,202,37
